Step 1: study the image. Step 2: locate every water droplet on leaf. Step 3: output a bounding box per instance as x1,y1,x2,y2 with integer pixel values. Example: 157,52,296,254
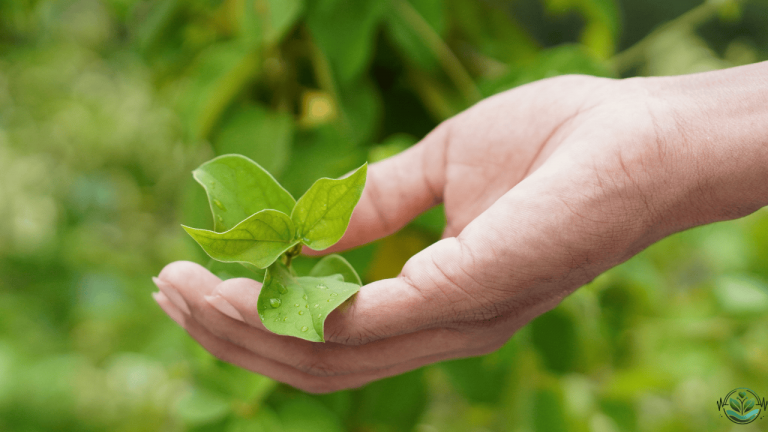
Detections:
294,303,299,307
317,283,327,289
330,293,338,297
269,298,281,308
302,294,308,300
313,304,319,308
301,326,308,332
213,199,226,211
278,285,288,294
298,310,304,315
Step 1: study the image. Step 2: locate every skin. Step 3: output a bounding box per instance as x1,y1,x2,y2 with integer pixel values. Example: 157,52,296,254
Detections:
153,62,768,393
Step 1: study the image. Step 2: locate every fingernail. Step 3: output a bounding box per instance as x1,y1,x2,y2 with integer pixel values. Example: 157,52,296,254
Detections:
152,277,191,315
205,294,244,322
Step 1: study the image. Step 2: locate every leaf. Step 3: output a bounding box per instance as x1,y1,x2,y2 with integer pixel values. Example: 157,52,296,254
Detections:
214,105,293,177
258,261,360,342
306,0,387,83
183,210,298,269
239,0,305,48
178,42,260,140
743,398,756,412
309,254,362,286
193,154,296,232
175,388,231,426
291,163,367,251
730,398,742,413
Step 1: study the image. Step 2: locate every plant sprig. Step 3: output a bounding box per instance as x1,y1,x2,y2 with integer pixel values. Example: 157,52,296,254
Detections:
183,154,367,342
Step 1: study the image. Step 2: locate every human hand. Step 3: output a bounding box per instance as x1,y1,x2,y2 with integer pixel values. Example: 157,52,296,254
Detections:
153,64,768,393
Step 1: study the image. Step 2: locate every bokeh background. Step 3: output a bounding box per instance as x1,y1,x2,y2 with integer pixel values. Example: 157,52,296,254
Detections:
1,0,768,430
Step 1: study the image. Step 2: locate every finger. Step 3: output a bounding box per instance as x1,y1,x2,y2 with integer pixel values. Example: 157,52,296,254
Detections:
190,277,492,376
304,124,449,255
153,291,186,324
171,295,496,393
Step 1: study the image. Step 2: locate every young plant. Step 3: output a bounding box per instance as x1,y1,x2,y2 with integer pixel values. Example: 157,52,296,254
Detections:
182,154,367,342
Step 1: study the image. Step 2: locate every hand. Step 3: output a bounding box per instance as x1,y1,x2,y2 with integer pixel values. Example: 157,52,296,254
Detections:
153,65,768,393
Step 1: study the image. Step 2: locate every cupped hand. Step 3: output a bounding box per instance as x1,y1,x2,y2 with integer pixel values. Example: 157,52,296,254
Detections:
153,74,704,393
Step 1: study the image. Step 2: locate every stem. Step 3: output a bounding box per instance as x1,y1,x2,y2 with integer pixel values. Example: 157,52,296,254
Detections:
392,0,482,104
611,0,745,73
282,243,303,268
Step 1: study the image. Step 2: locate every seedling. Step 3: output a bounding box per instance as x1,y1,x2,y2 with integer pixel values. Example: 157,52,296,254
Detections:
183,154,367,342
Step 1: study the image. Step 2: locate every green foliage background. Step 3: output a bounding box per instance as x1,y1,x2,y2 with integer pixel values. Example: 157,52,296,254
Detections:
1,0,768,430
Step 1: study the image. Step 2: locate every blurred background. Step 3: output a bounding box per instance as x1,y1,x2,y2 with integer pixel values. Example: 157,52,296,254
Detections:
1,0,768,430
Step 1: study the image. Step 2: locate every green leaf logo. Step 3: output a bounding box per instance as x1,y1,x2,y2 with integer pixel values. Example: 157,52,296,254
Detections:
184,155,366,342
718,388,764,425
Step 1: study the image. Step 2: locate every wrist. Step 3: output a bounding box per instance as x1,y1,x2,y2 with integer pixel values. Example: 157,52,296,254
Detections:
645,62,768,229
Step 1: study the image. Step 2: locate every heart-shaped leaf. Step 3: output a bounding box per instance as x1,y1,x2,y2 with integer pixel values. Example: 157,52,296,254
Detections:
258,261,361,342
309,254,362,285
194,154,296,232
730,398,742,413
183,209,298,269
291,163,367,250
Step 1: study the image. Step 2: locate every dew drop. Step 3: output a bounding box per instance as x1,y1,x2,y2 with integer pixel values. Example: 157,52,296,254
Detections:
294,303,300,307
317,283,327,290
213,199,227,211
298,310,304,315
274,318,279,322
277,285,288,294
313,304,319,308
327,299,331,302
301,326,308,332
317,313,322,318
216,215,224,224
305,304,308,308
302,294,308,301
269,298,281,308
330,293,338,297
283,317,288,322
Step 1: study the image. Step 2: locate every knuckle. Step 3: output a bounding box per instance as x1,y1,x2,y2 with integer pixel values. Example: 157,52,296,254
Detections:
294,354,340,377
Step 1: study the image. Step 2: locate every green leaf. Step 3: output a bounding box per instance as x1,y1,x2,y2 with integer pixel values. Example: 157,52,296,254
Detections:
179,42,260,140
183,210,298,269
258,261,360,342
239,0,305,47
309,254,362,286
193,154,295,232
214,105,293,177
730,398,742,413
291,163,367,251
175,388,231,426
743,398,756,412
306,0,387,83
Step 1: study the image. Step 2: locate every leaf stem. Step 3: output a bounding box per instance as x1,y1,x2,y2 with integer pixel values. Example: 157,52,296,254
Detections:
392,0,481,104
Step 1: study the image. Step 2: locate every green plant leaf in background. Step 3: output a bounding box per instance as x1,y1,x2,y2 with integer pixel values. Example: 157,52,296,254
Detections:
306,0,387,84
183,210,298,269
193,154,296,232
179,42,261,140
214,105,293,177
308,254,362,285
258,260,361,342
291,163,367,251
